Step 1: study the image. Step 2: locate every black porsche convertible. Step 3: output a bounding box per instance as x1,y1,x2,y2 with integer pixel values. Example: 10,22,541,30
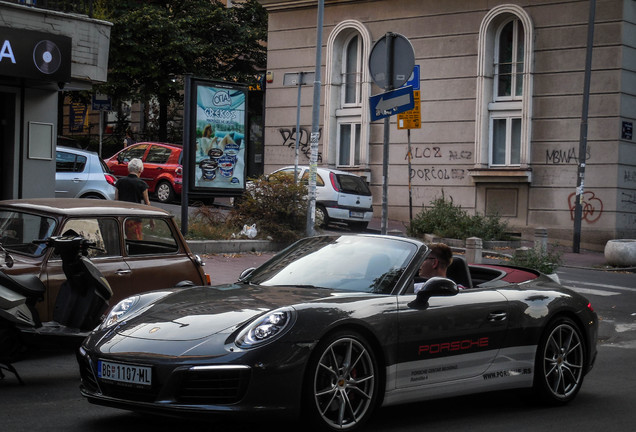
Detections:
77,234,598,431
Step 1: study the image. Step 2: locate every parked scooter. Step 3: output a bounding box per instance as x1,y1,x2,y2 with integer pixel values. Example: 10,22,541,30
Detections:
0,231,113,383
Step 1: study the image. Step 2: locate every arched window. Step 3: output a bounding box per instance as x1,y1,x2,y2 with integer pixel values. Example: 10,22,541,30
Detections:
495,19,524,100
324,21,372,171
342,34,362,106
473,6,533,179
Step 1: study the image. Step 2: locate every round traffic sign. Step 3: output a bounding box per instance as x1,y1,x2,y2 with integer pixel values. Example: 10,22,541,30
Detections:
368,33,415,90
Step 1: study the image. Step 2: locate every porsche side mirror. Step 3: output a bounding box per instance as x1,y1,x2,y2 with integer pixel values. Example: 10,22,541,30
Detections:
238,267,255,282
415,277,458,304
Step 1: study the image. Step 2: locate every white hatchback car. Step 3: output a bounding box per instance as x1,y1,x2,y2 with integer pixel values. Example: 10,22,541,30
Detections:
270,166,373,229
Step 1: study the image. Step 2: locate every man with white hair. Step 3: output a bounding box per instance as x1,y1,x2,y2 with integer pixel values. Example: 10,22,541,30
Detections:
115,158,151,240
114,158,151,205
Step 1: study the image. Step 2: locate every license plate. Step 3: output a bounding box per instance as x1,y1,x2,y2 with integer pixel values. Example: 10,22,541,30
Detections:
350,211,364,218
97,360,152,387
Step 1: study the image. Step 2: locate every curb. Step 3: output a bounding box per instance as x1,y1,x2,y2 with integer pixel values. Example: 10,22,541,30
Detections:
187,239,284,254
186,240,635,272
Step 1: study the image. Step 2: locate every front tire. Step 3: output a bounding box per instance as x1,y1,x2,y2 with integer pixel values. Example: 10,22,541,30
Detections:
533,317,586,405
304,330,379,431
0,322,25,364
156,181,174,203
347,221,369,231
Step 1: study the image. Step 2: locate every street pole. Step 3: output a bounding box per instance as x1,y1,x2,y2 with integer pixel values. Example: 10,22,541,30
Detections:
294,72,303,184
181,74,192,236
381,32,395,235
573,0,595,253
307,0,324,237
407,129,413,221
98,111,103,159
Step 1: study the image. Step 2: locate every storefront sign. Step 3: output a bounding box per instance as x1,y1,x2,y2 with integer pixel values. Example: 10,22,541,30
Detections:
0,27,71,83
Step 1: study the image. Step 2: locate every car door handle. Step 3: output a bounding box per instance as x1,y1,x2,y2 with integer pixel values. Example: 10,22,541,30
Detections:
115,269,132,275
73,178,82,183
488,312,507,322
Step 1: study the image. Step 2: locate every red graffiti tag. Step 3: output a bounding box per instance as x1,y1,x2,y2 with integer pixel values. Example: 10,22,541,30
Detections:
568,191,603,223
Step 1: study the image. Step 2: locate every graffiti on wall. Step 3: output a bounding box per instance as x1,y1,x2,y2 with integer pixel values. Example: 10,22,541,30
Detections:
624,169,636,184
410,167,466,181
405,146,473,161
568,191,603,223
545,147,591,164
621,191,636,208
405,146,470,182
279,127,322,162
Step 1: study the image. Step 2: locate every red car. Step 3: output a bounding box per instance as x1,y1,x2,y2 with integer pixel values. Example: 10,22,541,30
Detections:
105,142,183,203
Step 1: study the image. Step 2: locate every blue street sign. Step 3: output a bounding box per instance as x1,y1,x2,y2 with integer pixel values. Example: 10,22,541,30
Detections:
369,86,414,121
404,65,420,90
92,94,112,111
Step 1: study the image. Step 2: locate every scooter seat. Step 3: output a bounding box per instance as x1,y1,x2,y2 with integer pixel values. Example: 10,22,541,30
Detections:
0,272,46,299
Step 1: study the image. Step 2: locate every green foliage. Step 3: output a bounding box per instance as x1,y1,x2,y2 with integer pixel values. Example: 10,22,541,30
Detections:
186,206,236,240
93,0,268,141
509,246,563,274
229,176,309,245
407,194,510,241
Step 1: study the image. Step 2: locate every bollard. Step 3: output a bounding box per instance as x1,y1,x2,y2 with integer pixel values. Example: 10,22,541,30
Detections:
515,246,531,260
466,237,483,264
534,227,548,252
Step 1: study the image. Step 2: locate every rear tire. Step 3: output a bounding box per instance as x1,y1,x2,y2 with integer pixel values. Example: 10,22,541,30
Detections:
156,181,174,203
315,205,329,228
533,317,586,405
303,330,379,431
81,193,105,200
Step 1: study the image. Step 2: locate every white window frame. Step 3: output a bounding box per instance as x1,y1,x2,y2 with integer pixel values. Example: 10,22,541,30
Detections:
336,119,361,167
489,112,522,166
324,21,372,169
474,5,534,171
493,18,524,102
341,33,362,108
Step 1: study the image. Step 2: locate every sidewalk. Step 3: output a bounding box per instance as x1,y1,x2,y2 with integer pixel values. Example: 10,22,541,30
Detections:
198,216,619,285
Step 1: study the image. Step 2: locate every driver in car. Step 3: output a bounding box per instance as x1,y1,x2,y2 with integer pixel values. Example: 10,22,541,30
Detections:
414,243,459,293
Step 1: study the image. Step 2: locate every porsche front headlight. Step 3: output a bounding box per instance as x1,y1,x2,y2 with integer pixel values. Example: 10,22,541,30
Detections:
235,307,295,348
100,296,140,330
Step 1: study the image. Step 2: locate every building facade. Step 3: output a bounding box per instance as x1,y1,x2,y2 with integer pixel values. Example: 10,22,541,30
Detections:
0,1,110,200
258,0,636,249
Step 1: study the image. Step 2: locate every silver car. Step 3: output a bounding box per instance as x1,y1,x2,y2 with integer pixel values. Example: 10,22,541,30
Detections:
55,147,117,200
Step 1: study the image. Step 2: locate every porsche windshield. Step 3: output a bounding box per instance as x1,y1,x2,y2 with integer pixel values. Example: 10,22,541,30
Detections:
246,236,418,294
0,210,57,256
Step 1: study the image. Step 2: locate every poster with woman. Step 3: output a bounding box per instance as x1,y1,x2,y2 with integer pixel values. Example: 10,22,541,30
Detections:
193,82,247,191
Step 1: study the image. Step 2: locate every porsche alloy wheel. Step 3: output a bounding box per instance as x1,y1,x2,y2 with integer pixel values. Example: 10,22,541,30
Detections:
156,181,174,203
534,317,585,404
307,331,378,431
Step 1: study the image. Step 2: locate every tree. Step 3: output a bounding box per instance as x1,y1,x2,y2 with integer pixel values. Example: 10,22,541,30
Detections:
94,0,267,141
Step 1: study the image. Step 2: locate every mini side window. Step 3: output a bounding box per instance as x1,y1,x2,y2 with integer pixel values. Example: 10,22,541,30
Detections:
59,218,121,258
124,218,179,256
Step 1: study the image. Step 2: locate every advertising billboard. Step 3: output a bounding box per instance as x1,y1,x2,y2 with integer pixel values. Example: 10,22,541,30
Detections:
189,79,248,193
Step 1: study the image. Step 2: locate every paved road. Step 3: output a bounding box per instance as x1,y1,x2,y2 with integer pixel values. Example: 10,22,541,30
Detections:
0,343,632,432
